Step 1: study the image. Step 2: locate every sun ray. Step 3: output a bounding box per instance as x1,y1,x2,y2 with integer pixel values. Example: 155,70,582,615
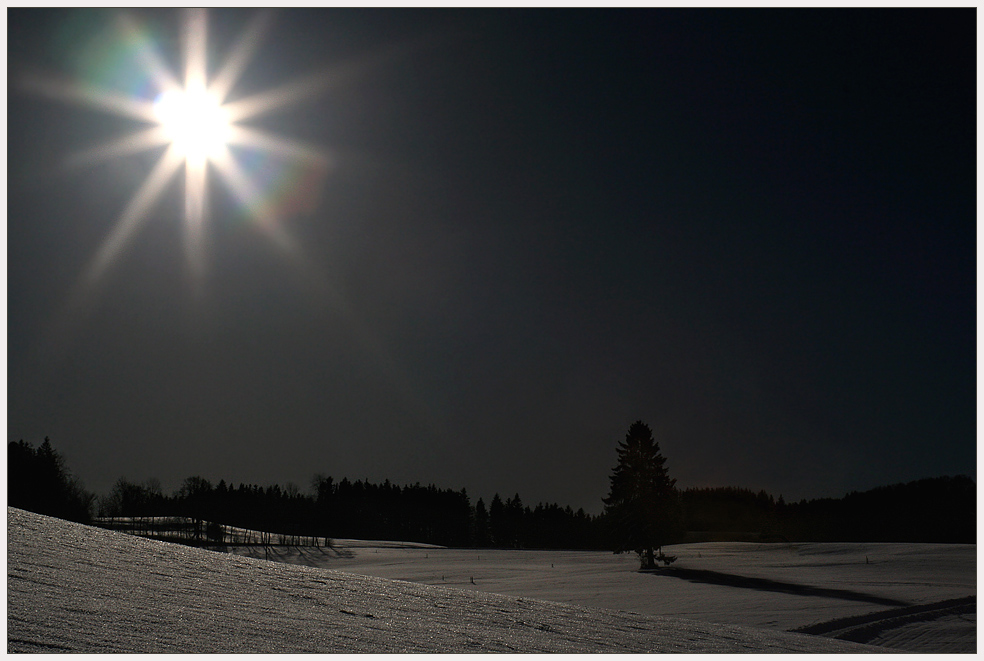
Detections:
220,34,427,126
75,144,184,298
116,11,181,93
226,125,330,166
212,143,343,296
29,8,336,318
210,149,314,279
182,9,208,96
211,145,316,267
221,70,334,124
25,9,456,452
210,144,339,309
184,158,209,291
63,126,171,170
21,74,157,123
170,7,214,293
208,10,276,105
210,145,273,221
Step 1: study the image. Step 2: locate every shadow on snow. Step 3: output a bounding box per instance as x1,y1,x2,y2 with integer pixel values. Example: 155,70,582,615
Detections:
653,567,910,607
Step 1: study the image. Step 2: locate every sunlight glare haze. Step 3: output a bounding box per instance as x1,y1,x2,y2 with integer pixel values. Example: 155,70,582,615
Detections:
153,87,230,163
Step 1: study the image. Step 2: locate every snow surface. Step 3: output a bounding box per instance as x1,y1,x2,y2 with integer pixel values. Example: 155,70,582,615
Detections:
228,537,976,652
7,508,885,653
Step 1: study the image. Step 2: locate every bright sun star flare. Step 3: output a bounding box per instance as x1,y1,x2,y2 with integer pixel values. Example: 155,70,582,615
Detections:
154,87,231,163
25,8,441,446
24,8,334,309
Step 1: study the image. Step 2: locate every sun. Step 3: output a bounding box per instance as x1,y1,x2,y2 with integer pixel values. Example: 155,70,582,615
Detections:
153,86,231,164
21,8,333,305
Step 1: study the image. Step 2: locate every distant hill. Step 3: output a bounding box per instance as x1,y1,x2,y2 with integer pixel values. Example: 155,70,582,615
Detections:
780,475,976,543
681,476,975,543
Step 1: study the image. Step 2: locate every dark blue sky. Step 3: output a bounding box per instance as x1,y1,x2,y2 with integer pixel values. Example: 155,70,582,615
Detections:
7,9,976,512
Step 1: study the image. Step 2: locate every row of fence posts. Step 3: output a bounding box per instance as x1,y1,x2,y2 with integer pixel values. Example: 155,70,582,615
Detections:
96,517,330,548
98,516,198,542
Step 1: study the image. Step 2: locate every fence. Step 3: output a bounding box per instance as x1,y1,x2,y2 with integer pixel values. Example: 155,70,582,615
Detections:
92,517,331,548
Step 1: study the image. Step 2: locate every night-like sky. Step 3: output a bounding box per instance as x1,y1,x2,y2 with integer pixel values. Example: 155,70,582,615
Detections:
7,9,976,513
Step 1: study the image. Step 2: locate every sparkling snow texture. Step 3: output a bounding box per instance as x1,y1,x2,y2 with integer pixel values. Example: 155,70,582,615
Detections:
8,508,885,653
247,536,974,653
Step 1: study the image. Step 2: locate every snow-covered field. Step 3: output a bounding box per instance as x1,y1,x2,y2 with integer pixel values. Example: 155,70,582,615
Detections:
8,508,892,653
232,536,976,652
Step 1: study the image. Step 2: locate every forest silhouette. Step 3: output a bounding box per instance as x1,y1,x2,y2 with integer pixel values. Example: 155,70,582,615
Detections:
8,438,94,524
7,438,976,548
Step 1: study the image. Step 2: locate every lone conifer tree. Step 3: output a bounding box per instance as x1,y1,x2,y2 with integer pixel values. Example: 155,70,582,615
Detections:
603,421,682,569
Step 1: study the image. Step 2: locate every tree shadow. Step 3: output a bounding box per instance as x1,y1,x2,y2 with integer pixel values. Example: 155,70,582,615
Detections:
246,544,356,564
655,567,910,607
326,545,356,559
296,545,355,563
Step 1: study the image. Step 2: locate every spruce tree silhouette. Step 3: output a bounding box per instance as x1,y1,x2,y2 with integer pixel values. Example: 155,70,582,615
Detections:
603,421,682,569
489,494,506,547
473,498,491,547
8,437,94,523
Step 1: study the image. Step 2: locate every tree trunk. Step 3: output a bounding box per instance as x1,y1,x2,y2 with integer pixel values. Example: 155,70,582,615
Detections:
645,547,656,569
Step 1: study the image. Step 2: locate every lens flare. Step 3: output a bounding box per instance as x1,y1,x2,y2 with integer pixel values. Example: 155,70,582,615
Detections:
23,8,333,310
26,9,448,448
153,87,230,163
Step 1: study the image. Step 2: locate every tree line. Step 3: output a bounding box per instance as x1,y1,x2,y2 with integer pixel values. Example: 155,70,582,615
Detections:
96,473,606,549
678,477,975,544
8,436,975,550
8,438,94,523
601,422,976,568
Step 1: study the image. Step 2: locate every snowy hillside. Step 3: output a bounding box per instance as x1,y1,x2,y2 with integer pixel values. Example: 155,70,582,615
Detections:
7,508,881,653
248,537,974,652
